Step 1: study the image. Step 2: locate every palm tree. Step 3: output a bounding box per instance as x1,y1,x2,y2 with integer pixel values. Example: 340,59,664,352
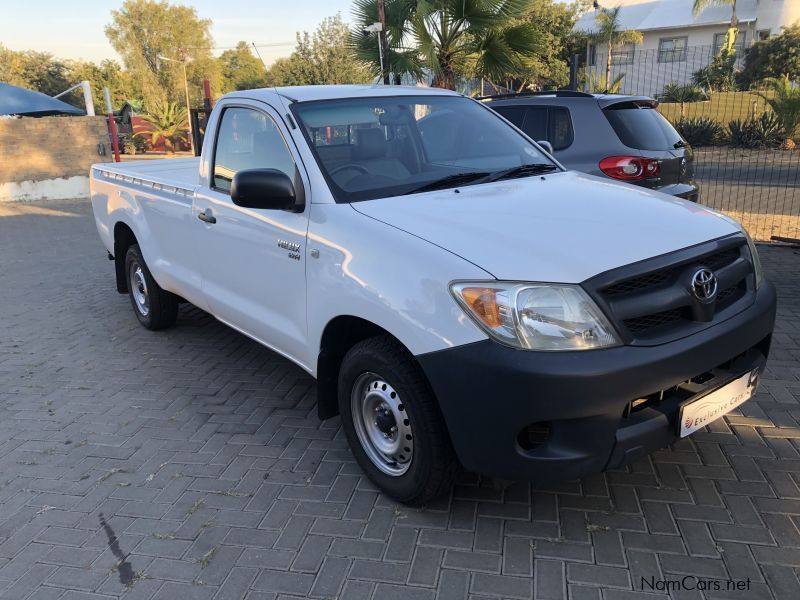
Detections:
135,101,188,154
586,71,625,94
352,0,540,90
590,6,643,92
351,0,424,85
693,0,737,27
759,76,800,141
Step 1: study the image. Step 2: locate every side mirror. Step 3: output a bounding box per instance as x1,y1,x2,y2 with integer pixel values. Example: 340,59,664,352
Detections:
537,140,554,155
230,169,300,211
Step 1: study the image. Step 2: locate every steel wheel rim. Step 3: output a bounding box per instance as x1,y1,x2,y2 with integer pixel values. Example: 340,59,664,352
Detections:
350,372,413,476
129,262,150,317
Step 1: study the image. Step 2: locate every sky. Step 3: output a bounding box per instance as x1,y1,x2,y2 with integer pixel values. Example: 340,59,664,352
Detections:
0,0,356,66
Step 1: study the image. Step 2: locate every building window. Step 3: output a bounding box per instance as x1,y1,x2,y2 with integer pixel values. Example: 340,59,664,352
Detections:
713,31,746,55
757,29,771,42
658,37,688,63
587,43,597,66
612,43,636,65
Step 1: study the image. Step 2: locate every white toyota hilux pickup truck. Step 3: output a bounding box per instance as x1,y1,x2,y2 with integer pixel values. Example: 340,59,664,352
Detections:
91,85,776,504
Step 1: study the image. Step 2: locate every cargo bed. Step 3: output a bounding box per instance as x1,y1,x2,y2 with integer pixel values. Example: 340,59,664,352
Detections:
91,157,200,195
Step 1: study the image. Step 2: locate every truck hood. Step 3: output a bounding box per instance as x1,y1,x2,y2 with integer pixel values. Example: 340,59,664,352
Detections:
351,171,741,283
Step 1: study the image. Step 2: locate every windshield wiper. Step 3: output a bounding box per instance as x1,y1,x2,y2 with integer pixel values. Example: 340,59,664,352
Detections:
483,163,559,183
406,171,491,194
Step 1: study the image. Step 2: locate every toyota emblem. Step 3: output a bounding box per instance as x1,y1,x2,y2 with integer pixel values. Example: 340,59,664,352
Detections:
691,268,718,302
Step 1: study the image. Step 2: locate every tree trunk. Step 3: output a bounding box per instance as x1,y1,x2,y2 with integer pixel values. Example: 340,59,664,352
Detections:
606,41,613,91
432,55,456,90
376,0,390,85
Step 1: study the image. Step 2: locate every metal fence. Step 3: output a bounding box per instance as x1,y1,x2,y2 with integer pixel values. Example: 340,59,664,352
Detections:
583,45,800,242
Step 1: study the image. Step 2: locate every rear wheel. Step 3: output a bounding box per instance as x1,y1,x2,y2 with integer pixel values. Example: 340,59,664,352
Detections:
338,335,458,505
125,244,178,330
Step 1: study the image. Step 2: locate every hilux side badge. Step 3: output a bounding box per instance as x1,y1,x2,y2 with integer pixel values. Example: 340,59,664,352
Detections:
278,239,302,260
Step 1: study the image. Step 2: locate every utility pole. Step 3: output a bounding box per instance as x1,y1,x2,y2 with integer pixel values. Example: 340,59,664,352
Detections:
376,0,390,84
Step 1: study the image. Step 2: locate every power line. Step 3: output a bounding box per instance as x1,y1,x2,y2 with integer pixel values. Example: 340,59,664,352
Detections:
185,41,295,50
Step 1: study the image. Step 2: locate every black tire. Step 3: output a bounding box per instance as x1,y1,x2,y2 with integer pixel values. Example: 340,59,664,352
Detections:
124,244,178,330
338,335,459,505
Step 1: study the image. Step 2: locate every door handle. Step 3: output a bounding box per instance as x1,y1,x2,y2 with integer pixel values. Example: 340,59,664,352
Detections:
198,210,216,224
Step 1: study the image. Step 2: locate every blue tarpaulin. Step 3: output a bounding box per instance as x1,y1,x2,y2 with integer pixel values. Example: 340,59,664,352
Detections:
0,82,85,117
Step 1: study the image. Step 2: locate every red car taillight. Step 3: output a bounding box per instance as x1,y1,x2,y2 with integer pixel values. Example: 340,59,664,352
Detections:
599,156,661,181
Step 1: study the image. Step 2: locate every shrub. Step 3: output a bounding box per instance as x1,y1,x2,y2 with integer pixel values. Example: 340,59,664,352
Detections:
727,112,784,148
738,25,800,89
674,117,724,147
661,83,707,104
661,83,709,119
759,76,800,140
120,133,147,155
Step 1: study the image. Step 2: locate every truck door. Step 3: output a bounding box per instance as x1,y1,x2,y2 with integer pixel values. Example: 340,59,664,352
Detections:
192,101,312,370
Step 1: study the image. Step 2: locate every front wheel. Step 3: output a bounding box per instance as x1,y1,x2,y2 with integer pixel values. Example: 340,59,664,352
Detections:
338,336,459,505
125,244,178,330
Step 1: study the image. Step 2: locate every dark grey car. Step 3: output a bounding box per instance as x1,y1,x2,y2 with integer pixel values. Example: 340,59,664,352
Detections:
482,91,700,201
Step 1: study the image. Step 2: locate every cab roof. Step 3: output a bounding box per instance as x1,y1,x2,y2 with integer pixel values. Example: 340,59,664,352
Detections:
225,85,461,104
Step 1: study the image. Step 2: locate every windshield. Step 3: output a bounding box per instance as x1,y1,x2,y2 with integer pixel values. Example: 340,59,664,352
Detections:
291,95,558,203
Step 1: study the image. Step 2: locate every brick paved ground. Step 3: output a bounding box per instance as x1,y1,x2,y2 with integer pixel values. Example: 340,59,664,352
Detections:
1,199,800,600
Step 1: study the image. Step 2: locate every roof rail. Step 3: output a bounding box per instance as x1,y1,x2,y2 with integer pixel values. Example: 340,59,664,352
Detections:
477,90,594,101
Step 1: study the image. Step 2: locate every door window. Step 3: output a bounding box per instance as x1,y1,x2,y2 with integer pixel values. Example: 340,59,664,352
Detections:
213,107,296,192
493,105,573,151
520,108,548,141
548,107,574,151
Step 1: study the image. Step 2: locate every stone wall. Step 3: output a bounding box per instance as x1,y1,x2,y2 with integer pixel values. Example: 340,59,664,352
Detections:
0,115,110,201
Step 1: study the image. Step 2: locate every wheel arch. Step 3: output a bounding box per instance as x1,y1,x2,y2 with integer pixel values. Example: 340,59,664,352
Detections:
316,315,422,420
113,221,138,294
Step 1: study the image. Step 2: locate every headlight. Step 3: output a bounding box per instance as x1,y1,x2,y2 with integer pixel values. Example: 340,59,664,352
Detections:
743,230,763,289
450,282,621,351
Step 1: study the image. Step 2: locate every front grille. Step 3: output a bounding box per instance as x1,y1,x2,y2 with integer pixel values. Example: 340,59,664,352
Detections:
604,270,673,296
624,309,683,334
603,246,740,298
588,238,754,343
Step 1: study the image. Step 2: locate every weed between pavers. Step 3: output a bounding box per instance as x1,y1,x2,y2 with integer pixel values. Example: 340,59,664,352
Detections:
97,468,126,483
192,545,218,568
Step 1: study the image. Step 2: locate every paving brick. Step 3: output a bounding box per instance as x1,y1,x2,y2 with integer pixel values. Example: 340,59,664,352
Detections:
252,569,314,596
534,559,565,600
470,572,533,599
408,546,443,587
566,563,631,589
3,204,800,600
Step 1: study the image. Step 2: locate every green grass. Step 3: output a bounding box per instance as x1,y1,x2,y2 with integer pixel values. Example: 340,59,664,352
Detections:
659,90,775,126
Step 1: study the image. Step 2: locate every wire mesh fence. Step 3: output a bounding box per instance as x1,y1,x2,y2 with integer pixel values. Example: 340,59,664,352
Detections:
583,45,800,242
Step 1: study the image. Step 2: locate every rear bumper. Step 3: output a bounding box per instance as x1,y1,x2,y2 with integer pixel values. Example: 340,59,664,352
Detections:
649,181,700,202
416,281,776,481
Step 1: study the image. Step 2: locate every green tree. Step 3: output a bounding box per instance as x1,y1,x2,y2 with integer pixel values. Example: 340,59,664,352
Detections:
515,0,587,90
739,24,800,88
267,15,372,86
66,59,136,111
0,47,71,97
219,42,267,92
590,6,643,92
105,0,216,107
351,0,424,85
351,0,540,90
0,44,135,111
